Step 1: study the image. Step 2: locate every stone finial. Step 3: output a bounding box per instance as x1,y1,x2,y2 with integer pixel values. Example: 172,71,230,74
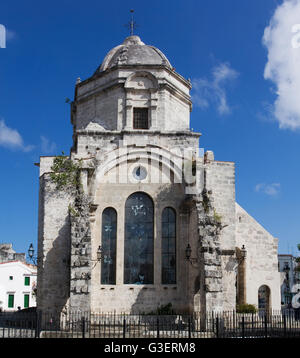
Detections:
76,77,81,85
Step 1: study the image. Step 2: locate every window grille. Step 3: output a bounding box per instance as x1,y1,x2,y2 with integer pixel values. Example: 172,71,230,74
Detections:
133,108,149,129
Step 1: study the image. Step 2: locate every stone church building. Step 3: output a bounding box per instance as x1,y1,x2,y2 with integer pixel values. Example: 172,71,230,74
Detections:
36,35,281,314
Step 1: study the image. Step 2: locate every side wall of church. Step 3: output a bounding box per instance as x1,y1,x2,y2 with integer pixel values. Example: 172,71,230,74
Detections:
235,203,281,310
203,159,237,310
37,158,72,313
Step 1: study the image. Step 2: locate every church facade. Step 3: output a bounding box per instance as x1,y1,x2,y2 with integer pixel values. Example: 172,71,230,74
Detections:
36,35,281,314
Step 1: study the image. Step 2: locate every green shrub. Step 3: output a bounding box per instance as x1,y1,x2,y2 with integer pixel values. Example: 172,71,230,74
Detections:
236,304,257,313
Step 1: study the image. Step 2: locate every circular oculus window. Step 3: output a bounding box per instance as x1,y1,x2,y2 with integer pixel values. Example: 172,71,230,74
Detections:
133,166,147,181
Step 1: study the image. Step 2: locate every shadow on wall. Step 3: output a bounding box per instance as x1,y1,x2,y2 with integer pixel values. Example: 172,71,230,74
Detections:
129,288,188,315
38,215,71,322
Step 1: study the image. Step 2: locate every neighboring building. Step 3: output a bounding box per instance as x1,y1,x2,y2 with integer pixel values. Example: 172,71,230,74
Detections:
36,34,281,315
0,243,26,263
278,254,300,306
0,261,37,311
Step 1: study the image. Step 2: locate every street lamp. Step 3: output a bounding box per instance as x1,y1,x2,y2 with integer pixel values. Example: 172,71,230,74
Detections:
96,246,103,262
236,245,247,266
90,246,104,269
28,243,104,267
240,245,247,260
185,243,199,266
27,243,37,265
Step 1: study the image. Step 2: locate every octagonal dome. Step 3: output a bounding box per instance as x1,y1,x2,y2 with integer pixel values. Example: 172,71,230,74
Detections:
96,35,172,73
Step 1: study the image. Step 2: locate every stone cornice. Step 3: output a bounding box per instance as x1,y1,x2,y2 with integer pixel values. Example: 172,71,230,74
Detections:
78,64,191,89
75,129,201,137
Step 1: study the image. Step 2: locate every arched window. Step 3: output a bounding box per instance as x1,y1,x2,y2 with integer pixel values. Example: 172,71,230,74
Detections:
101,208,117,285
162,207,176,284
124,192,154,284
258,285,271,311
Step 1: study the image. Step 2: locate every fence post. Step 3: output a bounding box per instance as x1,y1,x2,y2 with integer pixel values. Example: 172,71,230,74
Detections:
82,316,85,338
35,310,41,338
216,316,219,338
123,318,126,339
242,316,245,338
264,314,268,338
283,314,287,337
188,317,191,339
157,317,160,338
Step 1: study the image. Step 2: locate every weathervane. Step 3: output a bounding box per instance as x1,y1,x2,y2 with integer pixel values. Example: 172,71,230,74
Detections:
125,9,138,36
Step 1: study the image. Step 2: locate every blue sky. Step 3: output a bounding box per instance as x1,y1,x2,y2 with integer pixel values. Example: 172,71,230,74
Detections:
0,0,300,258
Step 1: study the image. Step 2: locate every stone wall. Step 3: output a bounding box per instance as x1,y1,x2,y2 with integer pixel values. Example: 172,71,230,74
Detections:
36,38,281,316
74,66,192,134
0,244,26,263
37,172,72,313
235,203,281,310
198,156,236,311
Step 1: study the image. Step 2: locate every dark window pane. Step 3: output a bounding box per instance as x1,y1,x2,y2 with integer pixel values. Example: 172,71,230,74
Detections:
8,294,14,308
162,207,176,284
24,294,29,308
101,208,117,284
24,277,30,286
124,192,154,284
133,108,149,129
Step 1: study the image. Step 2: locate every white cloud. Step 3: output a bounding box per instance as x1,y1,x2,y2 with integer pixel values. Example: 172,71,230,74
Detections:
0,119,34,152
40,136,57,154
192,62,239,115
262,0,300,130
255,183,280,196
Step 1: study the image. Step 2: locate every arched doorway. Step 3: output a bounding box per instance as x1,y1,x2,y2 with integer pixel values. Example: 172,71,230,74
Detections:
258,285,271,312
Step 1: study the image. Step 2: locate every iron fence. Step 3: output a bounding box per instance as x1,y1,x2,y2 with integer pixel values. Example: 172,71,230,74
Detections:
0,309,300,338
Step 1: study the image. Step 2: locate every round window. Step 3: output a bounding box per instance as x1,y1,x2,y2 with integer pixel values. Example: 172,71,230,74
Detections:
133,166,147,181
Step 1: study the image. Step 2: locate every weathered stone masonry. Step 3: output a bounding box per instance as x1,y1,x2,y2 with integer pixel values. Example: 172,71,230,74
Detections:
36,35,281,314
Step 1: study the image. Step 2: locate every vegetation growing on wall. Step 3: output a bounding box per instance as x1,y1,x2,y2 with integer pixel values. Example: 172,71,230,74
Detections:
50,153,82,193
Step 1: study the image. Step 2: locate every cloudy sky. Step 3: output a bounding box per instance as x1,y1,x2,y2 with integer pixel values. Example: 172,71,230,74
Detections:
0,0,300,257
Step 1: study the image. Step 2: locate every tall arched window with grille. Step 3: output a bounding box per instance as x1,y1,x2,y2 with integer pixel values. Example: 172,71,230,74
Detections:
162,207,176,284
101,207,117,285
124,192,154,284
